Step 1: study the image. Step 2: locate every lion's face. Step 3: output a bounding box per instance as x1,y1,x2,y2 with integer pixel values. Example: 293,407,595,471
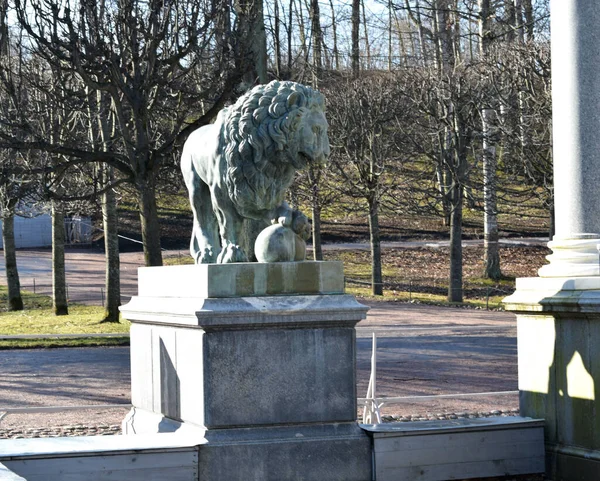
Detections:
292,107,330,169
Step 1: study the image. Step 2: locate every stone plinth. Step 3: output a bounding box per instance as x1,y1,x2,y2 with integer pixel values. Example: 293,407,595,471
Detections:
120,261,372,481
505,277,600,480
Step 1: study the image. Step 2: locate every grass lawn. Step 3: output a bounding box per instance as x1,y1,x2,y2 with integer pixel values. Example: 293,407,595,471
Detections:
0,286,130,349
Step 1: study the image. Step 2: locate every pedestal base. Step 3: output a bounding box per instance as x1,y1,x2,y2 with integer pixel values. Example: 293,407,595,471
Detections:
122,409,371,481
505,277,600,481
119,262,372,481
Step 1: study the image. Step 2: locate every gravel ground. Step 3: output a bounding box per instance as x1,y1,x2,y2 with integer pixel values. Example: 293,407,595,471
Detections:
0,409,522,439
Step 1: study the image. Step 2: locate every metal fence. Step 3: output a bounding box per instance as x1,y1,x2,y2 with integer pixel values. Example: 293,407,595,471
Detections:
345,277,513,309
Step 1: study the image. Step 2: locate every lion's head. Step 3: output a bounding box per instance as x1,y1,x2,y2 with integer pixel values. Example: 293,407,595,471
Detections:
221,81,329,218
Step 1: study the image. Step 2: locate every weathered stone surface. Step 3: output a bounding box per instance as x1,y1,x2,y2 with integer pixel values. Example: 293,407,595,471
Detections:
121,262,371,479
198,424,371,481
538,1,600,277
123,302,364,430
136,261,344,299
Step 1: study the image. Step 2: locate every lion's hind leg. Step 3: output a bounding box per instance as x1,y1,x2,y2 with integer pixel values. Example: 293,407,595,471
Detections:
188,179,220,264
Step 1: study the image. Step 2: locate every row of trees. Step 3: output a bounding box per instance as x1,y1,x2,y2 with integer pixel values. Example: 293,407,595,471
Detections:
0,0,553,316
294,0,552,300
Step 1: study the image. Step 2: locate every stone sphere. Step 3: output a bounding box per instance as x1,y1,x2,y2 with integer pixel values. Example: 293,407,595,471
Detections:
254,224,306,263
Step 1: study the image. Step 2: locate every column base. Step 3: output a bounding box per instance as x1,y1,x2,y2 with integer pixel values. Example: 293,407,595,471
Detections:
538,235,600,278
505,276,600,481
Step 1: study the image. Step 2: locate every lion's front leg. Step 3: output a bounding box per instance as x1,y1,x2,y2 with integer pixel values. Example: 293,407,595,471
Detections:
211,192,248,263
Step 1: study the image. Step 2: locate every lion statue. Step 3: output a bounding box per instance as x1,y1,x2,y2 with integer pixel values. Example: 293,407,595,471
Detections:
181,80,330,263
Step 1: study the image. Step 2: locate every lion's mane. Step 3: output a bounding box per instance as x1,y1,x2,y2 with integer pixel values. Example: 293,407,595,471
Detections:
221,81,325,218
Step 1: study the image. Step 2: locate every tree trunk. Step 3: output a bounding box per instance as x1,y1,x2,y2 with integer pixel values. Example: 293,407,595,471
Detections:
310,0,322,83
413,0,429,65
274,0,281,77
435,161,451,225
101,168,121,323
287,0,293,73
351,0,360,78
361,0,371,69
2,212,23,311
138,176,163,267
482,109,501,280
434,0,454,71
504,0,516,42
388,0,392,70
523,0,534,41
514,0,524,43
312,203,323,261
368,198,383,296
549,200,555,240
478,0,491,54
52,200,68,315
328,0,339,70
235,0,268,84
448,180,463,302
479,0,501,280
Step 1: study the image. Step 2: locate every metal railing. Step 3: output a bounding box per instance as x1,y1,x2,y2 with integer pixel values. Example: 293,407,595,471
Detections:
345,276,514,309
360,333,518,424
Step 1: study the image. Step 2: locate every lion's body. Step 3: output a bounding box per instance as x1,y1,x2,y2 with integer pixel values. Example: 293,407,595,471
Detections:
181,81,329,263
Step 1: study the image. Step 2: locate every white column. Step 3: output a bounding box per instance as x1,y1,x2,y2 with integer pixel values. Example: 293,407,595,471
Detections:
539,0,600,277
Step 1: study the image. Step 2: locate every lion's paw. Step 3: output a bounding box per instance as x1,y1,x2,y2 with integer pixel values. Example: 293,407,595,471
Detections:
195,247,216,264
291,211,311,241
217,244,248,263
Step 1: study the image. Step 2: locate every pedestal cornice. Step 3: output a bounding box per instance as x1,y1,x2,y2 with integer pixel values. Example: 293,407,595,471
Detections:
504,276,600,314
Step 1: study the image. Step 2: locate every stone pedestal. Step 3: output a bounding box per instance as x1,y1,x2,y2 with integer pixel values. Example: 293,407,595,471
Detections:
120,261,372,481
505,277,600,480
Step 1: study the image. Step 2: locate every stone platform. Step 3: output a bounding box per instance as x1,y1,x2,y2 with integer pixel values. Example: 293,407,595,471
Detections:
119,261,372,481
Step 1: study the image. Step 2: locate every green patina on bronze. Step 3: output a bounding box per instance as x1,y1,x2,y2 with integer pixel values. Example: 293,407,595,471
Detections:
181,81,329,264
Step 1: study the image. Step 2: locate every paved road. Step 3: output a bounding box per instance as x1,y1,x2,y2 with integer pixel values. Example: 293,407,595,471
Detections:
0,243,522,428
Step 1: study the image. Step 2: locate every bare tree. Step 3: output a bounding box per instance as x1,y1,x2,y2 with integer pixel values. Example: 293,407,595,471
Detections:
326,75,406,295
293,161,338,261
2,0,244,267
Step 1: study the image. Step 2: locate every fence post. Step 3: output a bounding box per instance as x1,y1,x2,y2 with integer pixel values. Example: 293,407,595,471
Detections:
486,287,490,311
409,280,412,301
101,288,105,308
33,278,36,294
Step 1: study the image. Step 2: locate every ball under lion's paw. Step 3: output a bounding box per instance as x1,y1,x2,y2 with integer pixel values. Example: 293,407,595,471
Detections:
254,224,306,263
